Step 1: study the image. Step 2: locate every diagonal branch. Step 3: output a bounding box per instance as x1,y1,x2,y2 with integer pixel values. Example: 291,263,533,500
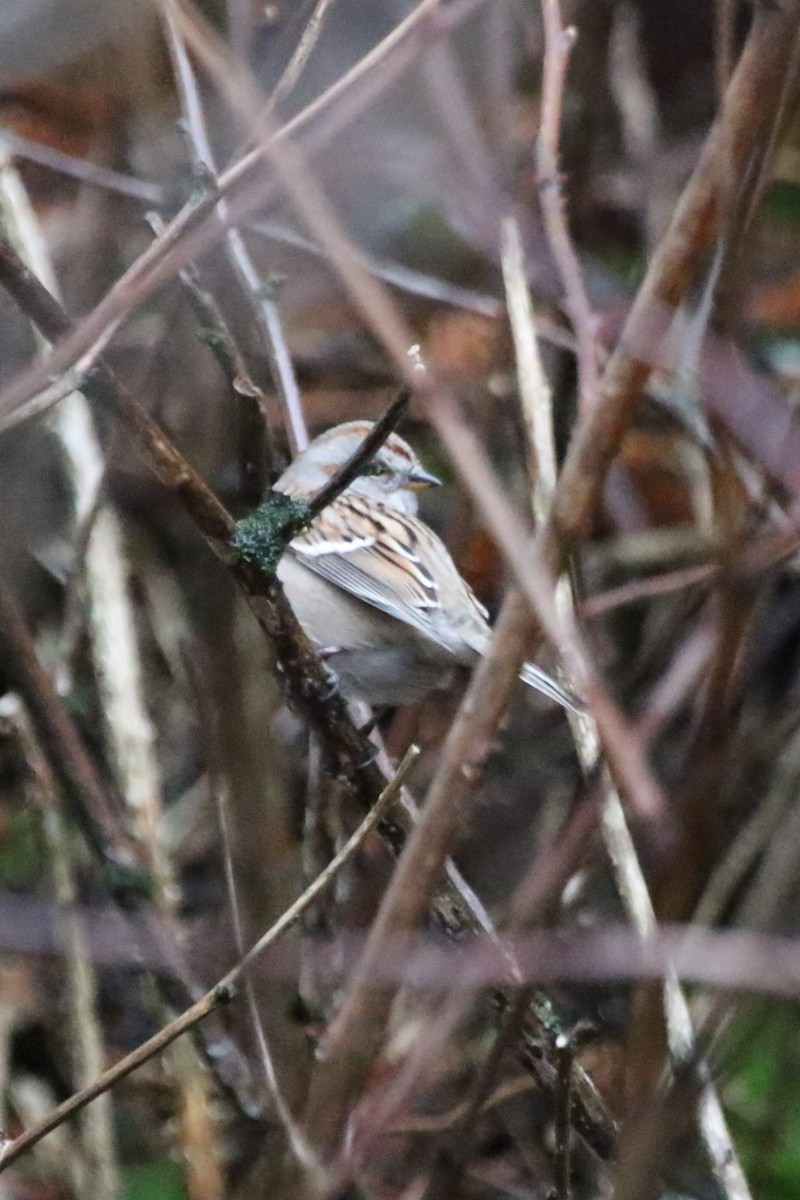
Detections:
303,388,411,522
537,0,598,409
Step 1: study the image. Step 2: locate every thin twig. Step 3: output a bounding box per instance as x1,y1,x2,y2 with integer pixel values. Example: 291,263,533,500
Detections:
420,37,503,251
501,215,558,526
147,210,269,419
582,509,800,618
264,0,340,117
537,1,598,409
421,989,534,1200
217,783,319,1174
162,0,306,462
171,0,421,384
0,747,419,1174
0,128,166,205
147,208,272,500
608,3,662,253
693,727,800,929
248,217,503,317
736,743,800,933
581,564,717,617
0,316,122,436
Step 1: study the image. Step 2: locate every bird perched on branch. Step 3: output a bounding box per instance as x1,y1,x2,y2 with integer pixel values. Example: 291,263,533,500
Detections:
274,421,579,713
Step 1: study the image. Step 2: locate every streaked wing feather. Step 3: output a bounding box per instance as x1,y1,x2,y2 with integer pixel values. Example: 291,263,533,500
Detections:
289,495,487,649
288,495,581,712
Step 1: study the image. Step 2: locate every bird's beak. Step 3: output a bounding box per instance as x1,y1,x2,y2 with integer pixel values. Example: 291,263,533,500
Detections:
407,466,442,490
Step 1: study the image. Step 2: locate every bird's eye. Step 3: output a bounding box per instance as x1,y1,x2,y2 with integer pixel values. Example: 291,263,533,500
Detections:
361,460,390,478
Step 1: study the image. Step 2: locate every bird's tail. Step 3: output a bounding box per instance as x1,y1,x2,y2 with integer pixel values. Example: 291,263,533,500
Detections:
519,661,583,715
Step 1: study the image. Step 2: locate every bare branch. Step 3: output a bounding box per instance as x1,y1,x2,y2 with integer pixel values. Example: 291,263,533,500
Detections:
0,128,166,205
264,0,340,118
537,1,599,409
501,215,558,525
162,0,306,458
147,209,271,449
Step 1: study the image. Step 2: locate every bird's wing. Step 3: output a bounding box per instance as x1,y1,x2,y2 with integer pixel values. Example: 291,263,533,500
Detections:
287,494,488,653
289,495,582,711
519,661,583,714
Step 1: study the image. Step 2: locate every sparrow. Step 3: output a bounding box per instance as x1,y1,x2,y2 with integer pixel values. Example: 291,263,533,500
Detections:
273,421,579,713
